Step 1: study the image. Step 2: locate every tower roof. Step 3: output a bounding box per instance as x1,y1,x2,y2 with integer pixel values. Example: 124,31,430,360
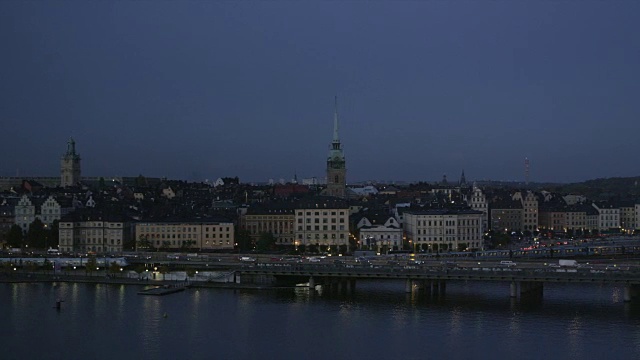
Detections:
328,96,345,161
63,137,80,160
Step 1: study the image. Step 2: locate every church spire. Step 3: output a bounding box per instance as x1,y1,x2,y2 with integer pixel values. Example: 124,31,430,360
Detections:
333,95,340,144
66,137,76,156
460,170,467,186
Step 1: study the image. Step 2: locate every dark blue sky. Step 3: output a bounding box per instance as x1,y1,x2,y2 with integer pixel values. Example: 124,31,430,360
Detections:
1,1,639,184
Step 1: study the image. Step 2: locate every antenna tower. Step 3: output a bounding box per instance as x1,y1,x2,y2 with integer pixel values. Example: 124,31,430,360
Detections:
524,157,530,185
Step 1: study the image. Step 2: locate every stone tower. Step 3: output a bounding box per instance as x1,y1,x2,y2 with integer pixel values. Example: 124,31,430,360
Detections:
60,137,81,187
326,97,346,198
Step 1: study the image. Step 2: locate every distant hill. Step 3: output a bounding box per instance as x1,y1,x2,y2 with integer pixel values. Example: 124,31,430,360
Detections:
548,176,640,201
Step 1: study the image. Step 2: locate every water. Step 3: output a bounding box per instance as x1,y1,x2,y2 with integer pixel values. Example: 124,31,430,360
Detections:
2,280,640,360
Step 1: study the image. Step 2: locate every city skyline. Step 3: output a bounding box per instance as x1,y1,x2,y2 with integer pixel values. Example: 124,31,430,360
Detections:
2,1,639,184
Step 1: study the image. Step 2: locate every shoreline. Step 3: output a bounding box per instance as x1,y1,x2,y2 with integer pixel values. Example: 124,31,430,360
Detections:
0,273,288,290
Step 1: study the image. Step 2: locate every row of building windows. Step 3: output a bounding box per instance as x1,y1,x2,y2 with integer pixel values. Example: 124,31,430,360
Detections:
301,234,346,240
143,233,231,239
299,225,346,231
298,211,346,216
140,226,230,232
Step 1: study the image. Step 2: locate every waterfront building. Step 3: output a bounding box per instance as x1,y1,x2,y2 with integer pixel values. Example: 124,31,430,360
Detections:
592,202,620,232
58,211,129,253
324,97,347,199
512,190,538,233
565,205,588,234
467,184,489,232
60,138,81,187
241,204,295,248
586,206,600,232
135,218,234,252
14,194,73,233
356,215,402,252
392,202,411,226
618,202,637,234
294,197,349,250
403,208,484,252
538,204,567,233
490,199,523,232
14,195,36,233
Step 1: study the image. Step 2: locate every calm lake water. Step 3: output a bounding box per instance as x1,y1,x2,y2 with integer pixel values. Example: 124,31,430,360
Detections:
1,280,640,360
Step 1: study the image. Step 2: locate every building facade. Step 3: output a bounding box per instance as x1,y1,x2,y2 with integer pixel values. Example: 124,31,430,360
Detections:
403,209,484,252
359,225,403,252
619,203,637,234
135,220,235,252
513,191,538,232
592,203,620,232
294,198,349,250
538,205,567,233
59,213,128,254
468,185,489,232
14,195,70,233
241,206,295,248
490,200,523,232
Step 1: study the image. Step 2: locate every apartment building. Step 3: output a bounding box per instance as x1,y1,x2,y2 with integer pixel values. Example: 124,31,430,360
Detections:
135,218,234,252
404,209,483,252
294,198,349,249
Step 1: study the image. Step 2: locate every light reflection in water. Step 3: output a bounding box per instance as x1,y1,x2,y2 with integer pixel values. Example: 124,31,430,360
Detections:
2,281,640,360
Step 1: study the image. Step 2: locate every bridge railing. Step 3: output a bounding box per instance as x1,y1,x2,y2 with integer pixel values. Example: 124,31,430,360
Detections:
240,262,640,282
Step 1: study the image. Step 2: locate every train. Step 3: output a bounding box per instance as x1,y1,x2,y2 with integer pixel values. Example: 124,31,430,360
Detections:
0,257,129,268
414,242,640,260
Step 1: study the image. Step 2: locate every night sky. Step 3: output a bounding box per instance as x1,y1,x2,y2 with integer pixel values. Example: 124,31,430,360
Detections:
1,1,639,184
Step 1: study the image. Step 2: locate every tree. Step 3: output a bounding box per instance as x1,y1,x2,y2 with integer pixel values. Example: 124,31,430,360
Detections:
109,261,121,278
135,174,147,187
25,261,38,274
26,218,46,248
256,232,276,253
134,265,145,280
136,234,153,251
235,229,252,252
6,224,23,248
160,241,171,251
566,229,574,239
85,257,97,275
1,261,14,276
46,220,59,249
181,240,196,251
185,268,196,281
338,244,348,255
308,244,318,254
43,258,52,274
158,265,170,281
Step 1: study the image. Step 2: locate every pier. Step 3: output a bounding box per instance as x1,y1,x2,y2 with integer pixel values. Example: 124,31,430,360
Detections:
138,285,186,296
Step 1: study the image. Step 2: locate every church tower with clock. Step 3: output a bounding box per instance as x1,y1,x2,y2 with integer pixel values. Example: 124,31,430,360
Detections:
325,97,347,198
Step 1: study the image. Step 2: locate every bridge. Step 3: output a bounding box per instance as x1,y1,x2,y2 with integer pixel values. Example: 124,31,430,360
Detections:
234,262,640,302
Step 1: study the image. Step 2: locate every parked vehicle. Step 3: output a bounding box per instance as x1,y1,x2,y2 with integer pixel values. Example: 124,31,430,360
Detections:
559,259,578,267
